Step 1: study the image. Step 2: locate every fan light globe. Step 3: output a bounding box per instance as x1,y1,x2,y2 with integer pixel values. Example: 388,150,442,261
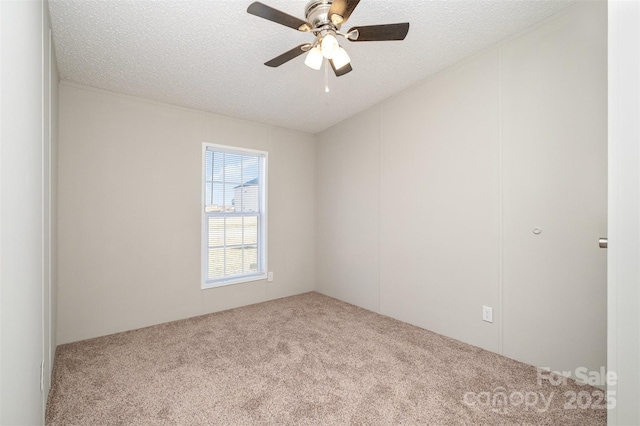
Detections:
304,47,323,70
321,33,339,59
332,47,351,70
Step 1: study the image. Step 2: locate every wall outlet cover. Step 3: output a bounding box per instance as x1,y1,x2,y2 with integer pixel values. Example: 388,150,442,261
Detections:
482,306,493,323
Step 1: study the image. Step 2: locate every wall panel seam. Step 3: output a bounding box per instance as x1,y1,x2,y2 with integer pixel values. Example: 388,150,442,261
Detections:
498,46,504,356
378,104,382,314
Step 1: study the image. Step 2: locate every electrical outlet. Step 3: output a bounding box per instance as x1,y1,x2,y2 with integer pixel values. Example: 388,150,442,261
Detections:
267,272,273,282
482,306,493,323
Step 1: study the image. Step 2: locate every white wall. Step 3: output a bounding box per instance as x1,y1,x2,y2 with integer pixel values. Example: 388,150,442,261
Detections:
500,0,607,376
0,0,59,423
380,48,501,352
316,1,607,377
607,1,640,424
43,0,60,408
57,84,315,344
49,18,60,391
316,107,381,313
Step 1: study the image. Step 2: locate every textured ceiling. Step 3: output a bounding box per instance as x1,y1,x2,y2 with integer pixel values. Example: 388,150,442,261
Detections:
49,0,576,134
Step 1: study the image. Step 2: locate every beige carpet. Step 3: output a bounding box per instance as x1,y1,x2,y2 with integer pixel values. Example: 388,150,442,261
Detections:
46,292,606,425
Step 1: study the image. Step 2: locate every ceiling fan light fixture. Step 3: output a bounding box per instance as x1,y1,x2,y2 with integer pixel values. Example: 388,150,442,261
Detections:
332,47,351,70
304,46,323,70
331,14,344,26
320,32,339,59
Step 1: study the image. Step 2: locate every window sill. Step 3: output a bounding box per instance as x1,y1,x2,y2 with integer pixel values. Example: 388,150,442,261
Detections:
201,273,267,290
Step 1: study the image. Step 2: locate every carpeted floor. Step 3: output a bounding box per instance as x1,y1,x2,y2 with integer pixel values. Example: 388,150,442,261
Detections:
46,292,606,425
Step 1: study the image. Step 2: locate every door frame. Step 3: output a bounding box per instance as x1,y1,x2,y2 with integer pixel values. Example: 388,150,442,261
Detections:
607,1,640,424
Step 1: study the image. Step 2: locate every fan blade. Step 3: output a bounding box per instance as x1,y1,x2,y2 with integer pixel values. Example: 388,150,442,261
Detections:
329,59,353,77
247,2,311,32
328,0,360,26
348,23,410,42
264,44,310,67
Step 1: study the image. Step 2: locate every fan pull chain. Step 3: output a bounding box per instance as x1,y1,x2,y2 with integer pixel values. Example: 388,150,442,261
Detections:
324,59,330,93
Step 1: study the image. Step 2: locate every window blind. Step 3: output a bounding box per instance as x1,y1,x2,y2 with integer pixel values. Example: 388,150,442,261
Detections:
203,146,266,286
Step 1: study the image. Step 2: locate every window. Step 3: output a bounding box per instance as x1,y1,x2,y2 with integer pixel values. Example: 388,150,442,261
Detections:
202,144,267,288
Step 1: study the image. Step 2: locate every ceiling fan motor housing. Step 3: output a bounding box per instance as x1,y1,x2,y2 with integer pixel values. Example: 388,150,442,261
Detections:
305,0,339,31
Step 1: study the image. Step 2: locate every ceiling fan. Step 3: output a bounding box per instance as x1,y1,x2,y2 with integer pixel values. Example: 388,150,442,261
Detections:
247,0,410,77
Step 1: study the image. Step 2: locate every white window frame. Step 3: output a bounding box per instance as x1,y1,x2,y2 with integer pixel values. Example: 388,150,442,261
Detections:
201,143,268,289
